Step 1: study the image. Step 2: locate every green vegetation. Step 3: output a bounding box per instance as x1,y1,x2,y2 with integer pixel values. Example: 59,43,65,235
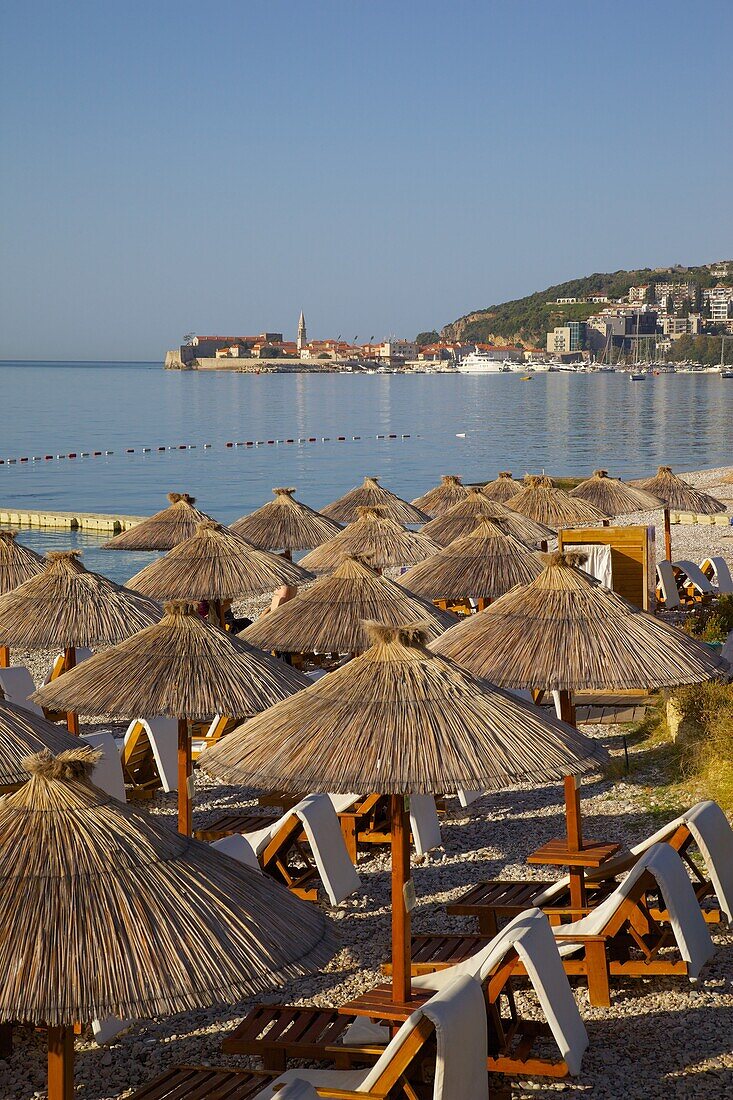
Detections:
415,331,440,347
668,334,733,365
682,595,733,644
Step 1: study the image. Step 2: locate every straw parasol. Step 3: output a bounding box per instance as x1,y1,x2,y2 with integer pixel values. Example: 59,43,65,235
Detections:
0,551,162,733
126,520,313,623
506,475,609,527
633,466,727,560
33,601,309,835
103,493,214,550
203,620,606,1005
230,488,343,557
0,746,335,1100
299,507,442,574
0,531,45,666
240,555,458,655
321,476,430,525
569,469,664,516
0,700,80,791
422,489,554,547
410,475,470,518
400,517,544,607
482,471,524,502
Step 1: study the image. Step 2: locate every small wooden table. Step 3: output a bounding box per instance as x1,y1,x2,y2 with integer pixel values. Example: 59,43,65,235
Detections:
527,838,621,909
338,983,429,1026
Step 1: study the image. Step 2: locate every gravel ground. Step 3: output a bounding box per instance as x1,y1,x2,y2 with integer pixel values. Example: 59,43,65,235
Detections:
2,465,733,1100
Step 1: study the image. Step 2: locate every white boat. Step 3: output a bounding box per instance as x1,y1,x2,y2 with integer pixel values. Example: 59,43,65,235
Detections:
456,349,511,373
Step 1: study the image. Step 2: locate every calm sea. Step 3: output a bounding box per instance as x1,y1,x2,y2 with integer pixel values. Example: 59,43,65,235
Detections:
1,361,731,582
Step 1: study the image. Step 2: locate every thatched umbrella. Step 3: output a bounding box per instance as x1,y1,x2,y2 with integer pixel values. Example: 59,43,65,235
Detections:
0,552,162,734
230,488,342,558
203,621,606,1005
570,469,663,517
410,475,470,518
0,531,45,666
633,466,727,560
103,493,213,550
422,489,554,547
33,602,309,835
482,471,524,502
321,476,429,525
0,746,334,1100
400,517,544,609
126,520,313,624
299,507,441,574
506,475,609,528
240,556,458,655
0,700,80,792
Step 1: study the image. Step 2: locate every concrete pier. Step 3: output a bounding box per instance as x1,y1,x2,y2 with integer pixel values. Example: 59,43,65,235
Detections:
0,509,145,534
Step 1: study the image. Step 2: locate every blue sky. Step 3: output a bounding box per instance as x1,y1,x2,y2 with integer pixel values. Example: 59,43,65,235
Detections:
1,0,732,360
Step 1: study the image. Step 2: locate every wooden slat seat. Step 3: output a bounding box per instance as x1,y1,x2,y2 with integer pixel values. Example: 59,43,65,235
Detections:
127,1065,270,1099
222,1004,356,1070
381,933,490,975
194,813,279,843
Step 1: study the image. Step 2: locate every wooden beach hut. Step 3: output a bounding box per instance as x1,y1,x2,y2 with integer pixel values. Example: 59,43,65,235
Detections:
422,489,554,548
299,507,441,574
506,475,609,528
103,492,214,551
482,471,524,502
569,469,663,516
410,475,471,518
230,488,342,557
633,466,726,560
0,746,334,1100
321,476,429,525
0,531,45,666
33,601,309,834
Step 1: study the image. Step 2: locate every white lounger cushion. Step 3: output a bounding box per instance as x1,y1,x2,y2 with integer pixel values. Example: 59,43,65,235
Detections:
123,718,178,792
294,794,360,904
673,560,715,595
44,647,93,684
409,794,442,856
327,792,361,814
0,666,44,716
82,732,126,803
701,556,733,594
656,561,682,609
685,801,733,922
274,1081,320,1100
211,833,262,872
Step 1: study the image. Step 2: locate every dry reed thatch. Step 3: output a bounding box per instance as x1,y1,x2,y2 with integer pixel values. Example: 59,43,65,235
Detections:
33,601,309,721
400,517,544,601
431,551,726,691
410,475,470,518
0,701,80,788
298,507,442,573
230,488,343,551
203,620,607,794
633,466,726,514
321,477,430,525
506,475,609,527
0,531,44,595
103,493,214,550
0,551,162,649
482,471,524,502
0,747,334,1026
240,555,457,654
126,520,313,601
422,489,554,547
569,470,664,516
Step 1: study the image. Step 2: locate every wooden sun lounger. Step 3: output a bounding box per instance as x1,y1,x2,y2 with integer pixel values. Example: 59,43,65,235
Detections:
260,813,320,901
222,1006,357,1070
190,714,237,761
120,721,166,799
194,812,279,844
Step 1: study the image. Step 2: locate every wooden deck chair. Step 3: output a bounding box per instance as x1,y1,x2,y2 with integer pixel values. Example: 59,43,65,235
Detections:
700,556,733,595
121,718,178,798
672,560,716,602
82,731,127,803
0,665,45,717
191,713,236,760
43,647,93,684
655,560,683,610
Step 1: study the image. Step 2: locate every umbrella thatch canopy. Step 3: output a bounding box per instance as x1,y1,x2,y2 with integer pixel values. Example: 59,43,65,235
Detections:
0,747,334,1100
103,493,213,550
634,466,726,514
400,517,544,603
482,471,524,502
506,475,609,527
422,489,554,547
0,700,80,790
410,475,470,518
126,520,312,602
230,488,343,553
240,556,458,655
569,470,664,516
431,551,726,691
321,477,429,525
298,507,442,574
0,531,44,595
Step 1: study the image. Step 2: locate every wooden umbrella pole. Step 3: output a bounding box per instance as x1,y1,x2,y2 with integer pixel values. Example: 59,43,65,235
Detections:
47,1025,74,1100
663,508,672,562
0,645,9,668
62,647,79,735
177,717,193,836
214,599,226,629
390,793,411,1005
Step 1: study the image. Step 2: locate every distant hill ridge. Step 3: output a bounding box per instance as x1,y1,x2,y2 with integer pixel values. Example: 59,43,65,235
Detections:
426,260,732,348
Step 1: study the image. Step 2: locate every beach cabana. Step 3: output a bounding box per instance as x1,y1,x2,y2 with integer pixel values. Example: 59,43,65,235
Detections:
482,471,524,502
321,476,429,525
299,507,441,574
33,601,309,834
0,746,334,1100
633,466,726,560
569,469,663,516
230,488,342,557
203,621,606,1005
0,700,80,792
0,531,45,666
422,489,554,547
0,551,161,733
240,555,458,655
126,520,312,625
400,516,544,612
506,475,609,528
103,492,213,551
410,475,470,518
